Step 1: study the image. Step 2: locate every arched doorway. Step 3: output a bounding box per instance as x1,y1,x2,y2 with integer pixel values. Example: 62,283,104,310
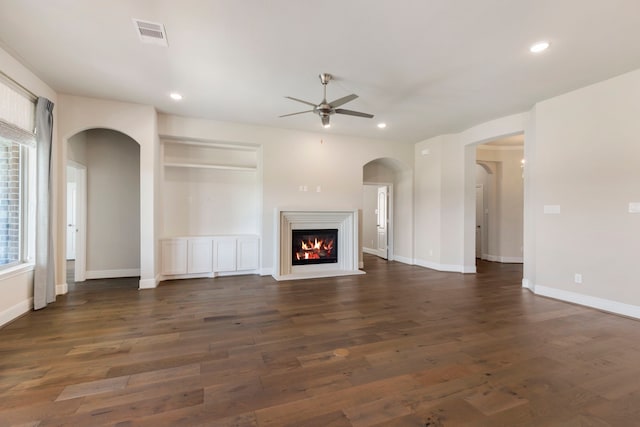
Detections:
66,128,141,283
362,157,412,266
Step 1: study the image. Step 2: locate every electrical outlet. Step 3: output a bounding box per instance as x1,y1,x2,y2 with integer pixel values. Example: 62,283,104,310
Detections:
574,273,582,284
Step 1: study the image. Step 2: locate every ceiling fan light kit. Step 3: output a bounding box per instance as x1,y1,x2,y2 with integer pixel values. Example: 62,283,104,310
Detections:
281,73,374,128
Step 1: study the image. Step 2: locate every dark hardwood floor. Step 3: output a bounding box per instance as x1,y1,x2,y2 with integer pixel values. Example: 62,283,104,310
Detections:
2,255,640,426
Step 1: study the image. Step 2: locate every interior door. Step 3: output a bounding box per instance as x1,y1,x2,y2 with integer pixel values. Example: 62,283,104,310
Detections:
376,186,388,259
66,180,77,260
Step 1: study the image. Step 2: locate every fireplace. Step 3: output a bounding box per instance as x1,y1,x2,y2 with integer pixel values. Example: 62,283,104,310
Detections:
274,209,364,280
292,229,338,265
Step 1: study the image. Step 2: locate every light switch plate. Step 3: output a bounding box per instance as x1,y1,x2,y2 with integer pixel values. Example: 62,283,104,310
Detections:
629,202,640,213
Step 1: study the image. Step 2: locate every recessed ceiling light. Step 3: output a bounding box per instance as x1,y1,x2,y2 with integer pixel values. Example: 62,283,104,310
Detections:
530,41,550,53
377,123,387,129
323,123,331,129
169,92,183,101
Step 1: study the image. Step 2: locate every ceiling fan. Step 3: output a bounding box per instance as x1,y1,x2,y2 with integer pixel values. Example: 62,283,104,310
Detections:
280,73,374,128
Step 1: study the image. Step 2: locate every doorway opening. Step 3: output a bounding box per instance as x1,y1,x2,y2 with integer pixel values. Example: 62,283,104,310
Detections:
475,134,524,266
66,161,86,282
66,128,141,283
363,184,390,260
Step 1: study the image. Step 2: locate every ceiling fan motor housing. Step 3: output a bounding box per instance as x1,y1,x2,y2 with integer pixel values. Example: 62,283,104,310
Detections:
315,103,335,116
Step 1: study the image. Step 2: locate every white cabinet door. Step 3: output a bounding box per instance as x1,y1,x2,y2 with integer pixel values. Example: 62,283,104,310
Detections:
161,239,187,275
236,237,259,271
214,238,237,272
188,238,213,274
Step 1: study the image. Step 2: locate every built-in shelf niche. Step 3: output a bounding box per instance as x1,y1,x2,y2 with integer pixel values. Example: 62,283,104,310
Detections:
161,137,258,171
160,135,261,238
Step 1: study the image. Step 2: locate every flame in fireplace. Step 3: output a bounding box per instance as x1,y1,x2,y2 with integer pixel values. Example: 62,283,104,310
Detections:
296,237,334,260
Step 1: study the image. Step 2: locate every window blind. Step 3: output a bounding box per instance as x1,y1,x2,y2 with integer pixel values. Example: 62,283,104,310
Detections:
0,73,36,147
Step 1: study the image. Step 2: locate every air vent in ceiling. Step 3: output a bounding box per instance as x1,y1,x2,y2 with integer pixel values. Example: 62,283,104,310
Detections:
132,19,168,47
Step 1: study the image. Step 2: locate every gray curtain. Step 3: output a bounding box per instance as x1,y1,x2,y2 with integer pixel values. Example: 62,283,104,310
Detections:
34,97,55,310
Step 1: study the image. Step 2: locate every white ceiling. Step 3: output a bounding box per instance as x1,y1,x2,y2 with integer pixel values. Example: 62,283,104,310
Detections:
1,0,640,143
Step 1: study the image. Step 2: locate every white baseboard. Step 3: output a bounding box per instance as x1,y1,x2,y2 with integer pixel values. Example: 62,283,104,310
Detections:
483,254,523,263
363,247,377,256
533,284,640,320
216,269,261,277
393,255,413,265
260,268,273,276
0,298,32,328
462,265,477,273
138,277,158,289
522,278,534,291
56,282,68,295
359,261,364,269
157,270,262,284
86,269,141,280
501,256,523,263
414,258,467,273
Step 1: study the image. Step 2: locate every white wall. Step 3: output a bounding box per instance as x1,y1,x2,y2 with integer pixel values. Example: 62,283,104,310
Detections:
528,68,640,315
414,114,527,273
0,46,57,326
361,185,378,251
414,138,443,268
82,129,140,274
67,131,87,164
158,114,414,274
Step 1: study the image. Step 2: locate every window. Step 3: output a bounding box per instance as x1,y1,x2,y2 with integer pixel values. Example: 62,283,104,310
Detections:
0,73,36,270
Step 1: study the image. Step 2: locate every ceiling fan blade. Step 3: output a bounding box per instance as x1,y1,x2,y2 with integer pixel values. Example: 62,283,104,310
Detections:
335,108,374,118
285,96,317,107
329,94,358,108
279,110,314,117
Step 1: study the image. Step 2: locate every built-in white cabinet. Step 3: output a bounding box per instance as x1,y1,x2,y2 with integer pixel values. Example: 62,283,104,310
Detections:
188,238,213,274
213,237,237,272
237,237,260,271
161,235,259,279
161,239,187,275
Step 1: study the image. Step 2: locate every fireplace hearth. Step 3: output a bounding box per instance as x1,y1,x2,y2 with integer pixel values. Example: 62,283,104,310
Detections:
292,229,338,265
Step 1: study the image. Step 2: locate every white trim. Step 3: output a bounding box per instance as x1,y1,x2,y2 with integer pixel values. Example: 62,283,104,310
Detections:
260,267,273,276
0,263,34,280
85,268,140,279
56,282,68,295
139,277,158,289
522,278,534,291
362,247,378,256
0,297,32,327
534,285,640,320
462,265,477,273
359,261,364,269
157,270,261,283
477,144,524,151
483,254,523,263
413,258,467,273
273,269,365,282
393,255,413,265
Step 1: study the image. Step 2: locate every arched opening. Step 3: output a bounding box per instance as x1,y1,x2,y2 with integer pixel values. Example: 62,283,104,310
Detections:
66,128,141,284
463,130,525,274
362,157,411,267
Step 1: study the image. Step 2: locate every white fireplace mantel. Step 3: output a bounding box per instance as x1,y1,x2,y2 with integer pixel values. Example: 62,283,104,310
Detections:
273,209,364,281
